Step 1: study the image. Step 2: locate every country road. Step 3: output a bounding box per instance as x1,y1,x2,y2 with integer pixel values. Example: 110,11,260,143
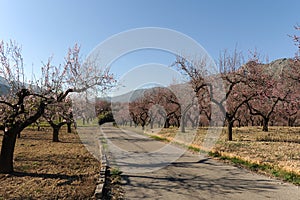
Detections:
99,124,299,200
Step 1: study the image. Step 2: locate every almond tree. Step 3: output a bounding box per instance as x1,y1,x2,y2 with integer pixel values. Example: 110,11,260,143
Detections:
129,98,150,130
43,98,73,142
169,83,198,132
282,67,300,126
0,41,53,173
174,49,256,141
217,72,256,139
276,100,298,126
128,87,181,129
148,104,166,128
246,59,293,131
185,107,200,128
71,93,87,125
111,102,132,126
148,87,181,128
198,87,212,126
232,101,253,127
41,59,75,141
273,25,300,127
0,41,114,173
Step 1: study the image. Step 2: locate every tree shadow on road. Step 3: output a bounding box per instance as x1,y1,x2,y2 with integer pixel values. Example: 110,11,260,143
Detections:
119,157,287,199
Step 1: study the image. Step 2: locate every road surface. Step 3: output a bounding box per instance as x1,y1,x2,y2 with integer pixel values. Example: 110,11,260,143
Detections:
100,124,299,200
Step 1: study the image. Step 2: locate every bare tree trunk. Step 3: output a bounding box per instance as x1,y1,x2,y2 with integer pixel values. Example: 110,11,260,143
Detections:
49,122,65,142
0,130,18,173
181,114,186,133
227,120,234,141
288,117,296,127
52,127,60,142
250,116,255,126
164,118,170,128
67,122,72,133
262,118,269,132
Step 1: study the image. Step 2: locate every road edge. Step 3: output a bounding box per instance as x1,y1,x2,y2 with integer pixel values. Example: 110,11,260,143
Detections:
94,143,108,199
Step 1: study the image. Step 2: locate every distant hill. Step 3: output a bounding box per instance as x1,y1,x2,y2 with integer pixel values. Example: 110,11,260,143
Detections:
267,58,294,78
0,76,42,96
240,58,295,80
111,88,148,103
94,89,150,104
97,87,172,104
0,76,10,95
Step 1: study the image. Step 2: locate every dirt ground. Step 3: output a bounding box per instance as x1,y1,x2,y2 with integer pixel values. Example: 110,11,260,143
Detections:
0,127,100,200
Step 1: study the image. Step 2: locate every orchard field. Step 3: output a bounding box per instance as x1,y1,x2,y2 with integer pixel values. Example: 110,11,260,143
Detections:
0,127,99,200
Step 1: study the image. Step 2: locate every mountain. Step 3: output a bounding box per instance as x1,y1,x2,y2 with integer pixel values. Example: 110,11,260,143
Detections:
267,58,294,77
0,76,42,96
0,76,10,95
111,88,148,103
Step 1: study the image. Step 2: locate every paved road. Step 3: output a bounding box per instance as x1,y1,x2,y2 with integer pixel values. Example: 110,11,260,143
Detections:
100,124,299,200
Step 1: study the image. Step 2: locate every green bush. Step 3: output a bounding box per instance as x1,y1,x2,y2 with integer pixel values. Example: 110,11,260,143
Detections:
98,111,115,125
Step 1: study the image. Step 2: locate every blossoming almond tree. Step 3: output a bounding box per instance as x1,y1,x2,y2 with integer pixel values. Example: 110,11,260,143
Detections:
175,49,258,141
246,59,293,132
43,98,73,142
128,87,181,130
0,41,114,173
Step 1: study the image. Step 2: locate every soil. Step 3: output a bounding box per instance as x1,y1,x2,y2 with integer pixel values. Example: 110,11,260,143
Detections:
102,167,125,200
0,127,100,200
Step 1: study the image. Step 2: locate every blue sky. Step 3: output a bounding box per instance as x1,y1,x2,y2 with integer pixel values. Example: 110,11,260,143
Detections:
0,0,299,83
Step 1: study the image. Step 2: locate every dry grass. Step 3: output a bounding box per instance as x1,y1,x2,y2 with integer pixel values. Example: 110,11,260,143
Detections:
0,127,100,200
215,126,300,175
149,126,300,176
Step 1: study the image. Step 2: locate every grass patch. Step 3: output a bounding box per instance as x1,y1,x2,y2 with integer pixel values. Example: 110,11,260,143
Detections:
187,145,201,152
98,136,109,151
208,151,300,186
148,132,207,154
110,167,122,177
149,135,170,142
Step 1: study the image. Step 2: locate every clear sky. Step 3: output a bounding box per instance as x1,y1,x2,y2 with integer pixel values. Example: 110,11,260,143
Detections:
0,0,299,83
